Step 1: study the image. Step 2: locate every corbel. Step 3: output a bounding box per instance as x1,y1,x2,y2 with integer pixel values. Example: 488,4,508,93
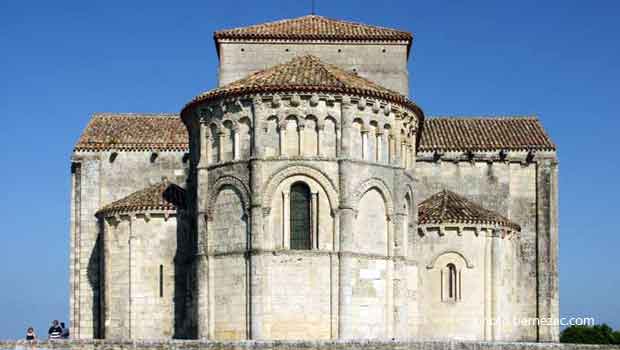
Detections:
417,226,426,237
271,94,281,108
326,95,336,106
474,225,482,237
526,149,536,164
357,97,366,111
289,93,301,107
437,226,445,237
372,100,380,113
433,151,444,163
310,93,320,107
383,103,391,116
499,149,508,162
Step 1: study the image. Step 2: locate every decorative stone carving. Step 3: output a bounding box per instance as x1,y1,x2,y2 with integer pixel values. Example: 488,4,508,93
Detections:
310,94,320,107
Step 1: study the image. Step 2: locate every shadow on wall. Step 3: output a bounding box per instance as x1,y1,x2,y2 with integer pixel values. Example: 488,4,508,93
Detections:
165,183,195,339
87,232,102,339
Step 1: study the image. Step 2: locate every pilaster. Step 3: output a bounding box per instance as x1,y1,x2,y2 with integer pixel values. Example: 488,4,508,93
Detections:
536,157,560,341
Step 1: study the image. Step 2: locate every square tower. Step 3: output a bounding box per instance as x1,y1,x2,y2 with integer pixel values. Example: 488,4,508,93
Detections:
214,15,413,95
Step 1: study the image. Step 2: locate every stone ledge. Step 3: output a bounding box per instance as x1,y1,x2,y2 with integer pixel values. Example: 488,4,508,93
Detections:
0,339,617,350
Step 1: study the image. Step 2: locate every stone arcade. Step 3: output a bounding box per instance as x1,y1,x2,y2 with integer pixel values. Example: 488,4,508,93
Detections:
69,15,559,342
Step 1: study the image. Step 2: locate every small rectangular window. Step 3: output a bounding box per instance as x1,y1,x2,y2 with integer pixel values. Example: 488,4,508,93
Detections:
159,265,164,298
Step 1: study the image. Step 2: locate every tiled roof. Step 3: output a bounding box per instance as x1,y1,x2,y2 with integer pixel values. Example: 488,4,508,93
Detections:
418,190,521,231
214,15,412,42
419,117,556,152
74,113,188,152
96,180,178,216
183,55,421,116
74,115,556,154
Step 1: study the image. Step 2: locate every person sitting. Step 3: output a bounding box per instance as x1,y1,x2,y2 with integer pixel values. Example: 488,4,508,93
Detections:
25,327,37,341
48,320,62,339
60,322,69,339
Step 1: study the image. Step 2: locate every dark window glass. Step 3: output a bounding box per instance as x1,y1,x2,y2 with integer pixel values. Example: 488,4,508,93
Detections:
290,183,311,250
447,263,457,300
159,265,164,298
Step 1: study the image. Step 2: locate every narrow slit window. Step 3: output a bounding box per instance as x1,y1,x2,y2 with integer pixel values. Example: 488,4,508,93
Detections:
159,265,164,298
447,263,457,301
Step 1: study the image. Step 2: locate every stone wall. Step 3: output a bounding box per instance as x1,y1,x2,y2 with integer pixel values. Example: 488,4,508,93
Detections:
186,92,420,341
414,151,559,341
70,150,189,339
217,42,410,95
101,214,179,340
1,339,617,350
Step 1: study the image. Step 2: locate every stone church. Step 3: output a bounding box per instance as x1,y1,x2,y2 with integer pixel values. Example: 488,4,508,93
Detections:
69,15,559,342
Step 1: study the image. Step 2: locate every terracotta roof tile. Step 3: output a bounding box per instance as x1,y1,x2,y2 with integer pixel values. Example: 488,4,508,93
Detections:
74,115,555,154
183,55,421,115
418,189,521,231
214,15,412,42
419,117,556,152
96,180,181,216
74,113,188,152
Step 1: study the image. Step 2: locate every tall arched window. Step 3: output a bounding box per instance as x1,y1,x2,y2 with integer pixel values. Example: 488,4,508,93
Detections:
290,182,311,250
447,263,457,301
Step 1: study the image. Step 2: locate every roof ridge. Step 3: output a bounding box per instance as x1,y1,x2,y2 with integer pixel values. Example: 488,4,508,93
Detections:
214,14,412,42
303,14,411,35
426,115,539,120
92,112,179,118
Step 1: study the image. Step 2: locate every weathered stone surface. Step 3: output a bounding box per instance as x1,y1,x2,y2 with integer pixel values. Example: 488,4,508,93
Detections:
0,340,615,350
69,15,559,343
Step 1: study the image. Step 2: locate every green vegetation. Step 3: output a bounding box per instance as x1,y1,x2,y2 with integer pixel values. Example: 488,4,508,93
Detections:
560,324,620,344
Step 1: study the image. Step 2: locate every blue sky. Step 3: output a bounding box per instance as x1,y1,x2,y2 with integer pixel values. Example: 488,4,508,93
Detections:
0,0,619,340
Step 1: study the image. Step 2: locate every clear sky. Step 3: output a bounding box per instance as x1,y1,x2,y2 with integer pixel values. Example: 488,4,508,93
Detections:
0,0,618,340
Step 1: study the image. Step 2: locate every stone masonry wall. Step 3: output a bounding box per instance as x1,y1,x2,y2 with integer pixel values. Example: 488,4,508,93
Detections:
218,42,410,95
1,339,617,350
414,153,559,341
70,150,188,339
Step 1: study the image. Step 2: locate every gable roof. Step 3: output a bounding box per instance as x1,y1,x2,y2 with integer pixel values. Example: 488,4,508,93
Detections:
418,189,521,231
182,55,421,117
96,180,182,216
419,116,556,152
214,15,412,43
74,113,188,152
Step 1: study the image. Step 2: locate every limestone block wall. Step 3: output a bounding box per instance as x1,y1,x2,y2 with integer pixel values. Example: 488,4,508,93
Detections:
2,340,618,350
101,214,179,340
414,151,559,341
184,92,421,341
217,42,410,95
412,225,519,341
70,150,188,339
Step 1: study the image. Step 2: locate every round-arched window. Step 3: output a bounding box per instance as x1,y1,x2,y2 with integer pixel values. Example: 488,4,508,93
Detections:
290,182,311,250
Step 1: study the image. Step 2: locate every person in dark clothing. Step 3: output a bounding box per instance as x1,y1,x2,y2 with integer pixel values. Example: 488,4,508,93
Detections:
60,322,69,339
25,327,37,341
48,320,62,339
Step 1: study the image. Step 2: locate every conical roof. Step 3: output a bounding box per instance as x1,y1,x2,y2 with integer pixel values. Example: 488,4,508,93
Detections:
418,190,521,231
214,14,412,42
96,180,177,216
182,55,421,116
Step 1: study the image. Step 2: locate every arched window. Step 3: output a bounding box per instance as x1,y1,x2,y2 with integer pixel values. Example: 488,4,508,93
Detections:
447,263,457,301
290,182,311,250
